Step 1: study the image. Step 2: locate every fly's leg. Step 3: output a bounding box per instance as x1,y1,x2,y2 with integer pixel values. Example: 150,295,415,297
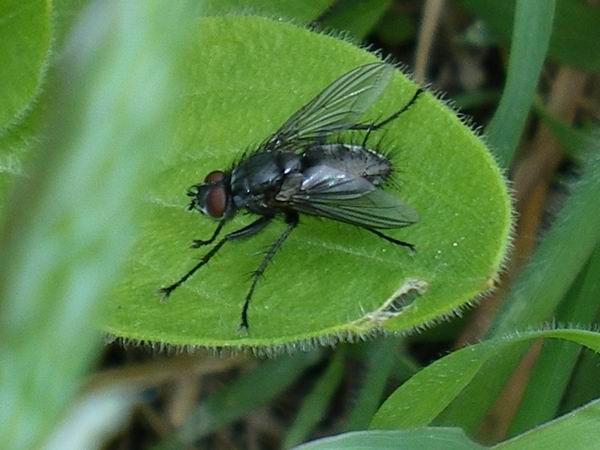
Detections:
366,228,415,253
191,222,223,248
159,216,272,298
240,212,299,333
361,126,375,147
351,88,424,132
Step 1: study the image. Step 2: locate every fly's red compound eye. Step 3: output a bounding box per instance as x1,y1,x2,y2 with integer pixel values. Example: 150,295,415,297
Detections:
204,170,224,184
205,184,226,218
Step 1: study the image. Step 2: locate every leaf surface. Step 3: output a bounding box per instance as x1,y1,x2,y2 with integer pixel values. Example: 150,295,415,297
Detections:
101,16,512,350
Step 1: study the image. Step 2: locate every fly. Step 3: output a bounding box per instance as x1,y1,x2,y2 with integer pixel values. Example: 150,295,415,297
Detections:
159,62,423,332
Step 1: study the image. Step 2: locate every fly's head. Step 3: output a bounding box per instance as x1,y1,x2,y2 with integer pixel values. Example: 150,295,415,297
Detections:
187,170,234,221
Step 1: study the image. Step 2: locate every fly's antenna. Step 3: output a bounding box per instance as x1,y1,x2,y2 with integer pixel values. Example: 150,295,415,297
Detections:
186,185,200,210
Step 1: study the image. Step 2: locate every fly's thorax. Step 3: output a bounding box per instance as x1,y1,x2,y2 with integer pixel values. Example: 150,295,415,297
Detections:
302,144,391,185
230,150,302,208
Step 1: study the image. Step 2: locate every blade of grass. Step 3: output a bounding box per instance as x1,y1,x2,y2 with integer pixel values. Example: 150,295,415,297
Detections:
436,156,600,432
532,100,600,160
559,347,600,414
370,329,600,431
284,350,346,448
0,2,190,449
494,398,600,449
507,245,600,436
342,338,407,432
154,351,321,450
485,0,556,168
490,157,600,335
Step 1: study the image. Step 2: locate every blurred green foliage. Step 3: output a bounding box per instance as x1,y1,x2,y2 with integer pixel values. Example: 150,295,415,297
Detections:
0,0,52,131
0,0,599,449
458,0,600,71
0,1,191,449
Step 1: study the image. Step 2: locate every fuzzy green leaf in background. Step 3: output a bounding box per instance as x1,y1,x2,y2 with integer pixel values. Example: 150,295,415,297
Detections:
0,0,81,213
0,0,52,131
100,15,511,351
0,0,53,210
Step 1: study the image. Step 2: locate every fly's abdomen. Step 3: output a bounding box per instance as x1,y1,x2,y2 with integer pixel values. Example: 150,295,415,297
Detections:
302,144,391,185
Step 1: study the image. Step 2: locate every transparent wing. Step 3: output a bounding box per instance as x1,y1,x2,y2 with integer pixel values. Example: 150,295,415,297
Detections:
289,165,417,229
263,63,394,151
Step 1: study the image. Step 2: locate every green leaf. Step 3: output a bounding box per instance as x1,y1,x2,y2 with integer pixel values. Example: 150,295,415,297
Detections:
490,157,600,336
369,329,600,431
485,0,556,167
494,398,600,450
457,0,600,72
52,0,90,50
293,429,485,450
294,397,600,449
507,245,600,436
0,0,53,131
101,16,511,350
342,338,405,432
0,80,50,214
560,348,600,413
284,350,346,448
433,156,600,432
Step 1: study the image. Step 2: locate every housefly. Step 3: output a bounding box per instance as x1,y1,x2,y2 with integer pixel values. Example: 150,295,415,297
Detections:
159,62,423,332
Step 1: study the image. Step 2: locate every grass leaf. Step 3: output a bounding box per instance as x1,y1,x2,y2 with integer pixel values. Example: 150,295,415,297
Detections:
284,350,346,448
342,338,405,432
370,329,600,430
484,0,556,167
507,245,600,436
436,155,600,432
494,398,600,449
